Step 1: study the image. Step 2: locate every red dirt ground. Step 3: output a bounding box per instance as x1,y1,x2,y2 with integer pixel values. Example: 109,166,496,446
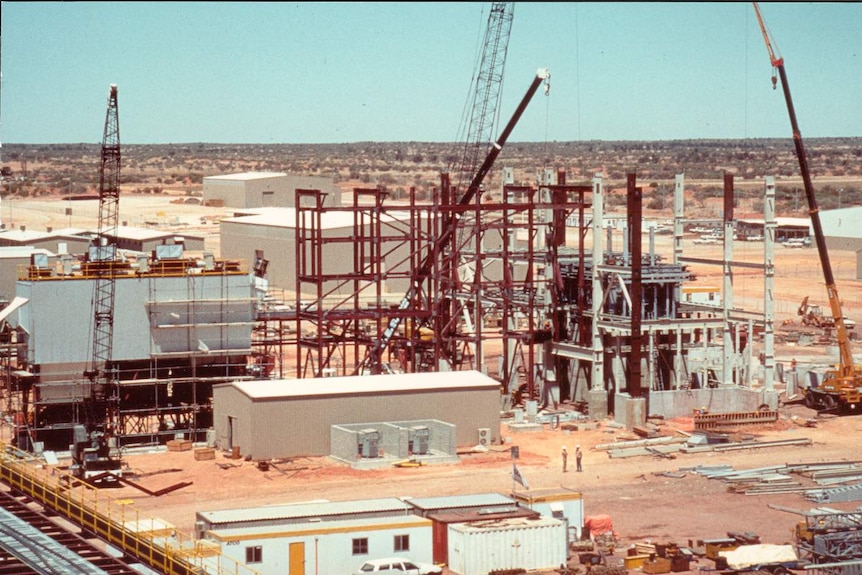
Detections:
71,401,862,574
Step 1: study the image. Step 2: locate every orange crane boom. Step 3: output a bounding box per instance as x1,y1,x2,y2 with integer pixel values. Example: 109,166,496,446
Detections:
753,2,861,412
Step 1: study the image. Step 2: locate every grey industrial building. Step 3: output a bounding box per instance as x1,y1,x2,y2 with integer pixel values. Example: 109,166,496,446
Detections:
110,225,205,253
8,249,257,449
0,247,56,303
738,209,862,278
202,172,342,209
819,206,862,253
0,225,203,257
0,227,92,253
211,370,502,460
219,207,415,295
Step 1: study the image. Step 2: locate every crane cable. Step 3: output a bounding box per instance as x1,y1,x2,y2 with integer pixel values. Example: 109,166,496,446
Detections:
541,72,551,173
752,2,783,88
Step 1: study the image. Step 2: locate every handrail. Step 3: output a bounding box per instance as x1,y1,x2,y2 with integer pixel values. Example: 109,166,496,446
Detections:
0,442,262,575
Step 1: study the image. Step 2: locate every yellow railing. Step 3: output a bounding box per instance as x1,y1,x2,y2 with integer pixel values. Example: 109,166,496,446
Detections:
0,443,262,575
16,259,248,282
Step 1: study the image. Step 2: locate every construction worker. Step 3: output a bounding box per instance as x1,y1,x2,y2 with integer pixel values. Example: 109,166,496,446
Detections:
562,445,568,472
576,445,583,472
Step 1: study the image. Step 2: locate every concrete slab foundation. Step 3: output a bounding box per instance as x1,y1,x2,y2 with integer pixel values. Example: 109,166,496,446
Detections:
648,387,772,419
506,422,545,434
333,451,461,470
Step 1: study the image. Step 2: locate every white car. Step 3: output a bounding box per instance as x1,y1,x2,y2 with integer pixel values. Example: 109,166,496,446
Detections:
353,557,442,575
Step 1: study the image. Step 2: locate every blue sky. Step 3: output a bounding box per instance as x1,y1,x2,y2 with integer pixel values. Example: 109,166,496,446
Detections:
1,2,860,144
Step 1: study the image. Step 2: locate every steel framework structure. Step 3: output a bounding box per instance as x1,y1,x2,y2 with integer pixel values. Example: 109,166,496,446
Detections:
294,186,435,377
291,169,589,401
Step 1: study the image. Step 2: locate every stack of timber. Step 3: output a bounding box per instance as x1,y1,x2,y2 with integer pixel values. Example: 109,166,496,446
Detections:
628,541,694,573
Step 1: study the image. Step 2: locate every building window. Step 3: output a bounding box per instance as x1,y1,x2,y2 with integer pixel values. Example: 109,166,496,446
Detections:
394,534,410,552
352,538,369,555
245,546,262,564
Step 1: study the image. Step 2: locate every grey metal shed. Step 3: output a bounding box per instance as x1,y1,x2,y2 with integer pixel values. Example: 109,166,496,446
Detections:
212,370,502,460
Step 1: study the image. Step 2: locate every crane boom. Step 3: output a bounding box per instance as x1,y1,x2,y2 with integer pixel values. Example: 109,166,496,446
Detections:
88,84,121,387
74,85,124,485
452,2,514,192
753,3,860,411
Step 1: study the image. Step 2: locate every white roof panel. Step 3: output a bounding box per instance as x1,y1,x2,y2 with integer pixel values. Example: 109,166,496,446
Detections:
406,493,516,511
205,172,286,181
207,514,431,540
222,207,412,230
0,229,48,241
227,370,500,400
0,247,55,259
199,497,412,526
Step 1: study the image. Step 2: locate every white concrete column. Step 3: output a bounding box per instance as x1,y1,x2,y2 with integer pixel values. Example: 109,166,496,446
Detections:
763,177,777,392
723,201,735,386
591,174,605,392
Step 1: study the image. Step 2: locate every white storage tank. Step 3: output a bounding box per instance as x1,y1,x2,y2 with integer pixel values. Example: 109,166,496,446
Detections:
447,516,567,575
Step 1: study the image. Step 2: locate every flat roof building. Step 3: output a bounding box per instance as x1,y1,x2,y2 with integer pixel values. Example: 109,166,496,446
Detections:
203,172,341,209
212,370,502,460
196,498,432,575
219,207,415,295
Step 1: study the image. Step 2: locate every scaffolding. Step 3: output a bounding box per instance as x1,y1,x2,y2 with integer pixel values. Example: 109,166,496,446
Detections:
294,186,435,377
7,252,256,451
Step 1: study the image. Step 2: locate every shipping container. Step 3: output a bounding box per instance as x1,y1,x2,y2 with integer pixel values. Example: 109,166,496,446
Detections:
447,516,567,575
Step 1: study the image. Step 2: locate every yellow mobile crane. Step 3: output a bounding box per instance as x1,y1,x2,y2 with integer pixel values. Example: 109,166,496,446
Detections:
754,3,862,413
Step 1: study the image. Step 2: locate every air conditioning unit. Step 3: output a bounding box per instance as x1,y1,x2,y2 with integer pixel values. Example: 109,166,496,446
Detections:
478,428,490,447
410,426,430,455
358,429,380,458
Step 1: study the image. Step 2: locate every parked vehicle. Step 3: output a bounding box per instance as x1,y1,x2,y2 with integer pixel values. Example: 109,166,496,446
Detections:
783,238,807,248
693,235,721,245
798,296,856,330
353,557,442,575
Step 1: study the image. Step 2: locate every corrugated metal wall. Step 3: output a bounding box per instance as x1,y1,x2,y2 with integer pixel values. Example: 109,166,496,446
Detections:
20,271,253,369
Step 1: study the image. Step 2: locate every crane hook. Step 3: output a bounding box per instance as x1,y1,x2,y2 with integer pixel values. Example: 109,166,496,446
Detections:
771,68,778,90
543,74,551,96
